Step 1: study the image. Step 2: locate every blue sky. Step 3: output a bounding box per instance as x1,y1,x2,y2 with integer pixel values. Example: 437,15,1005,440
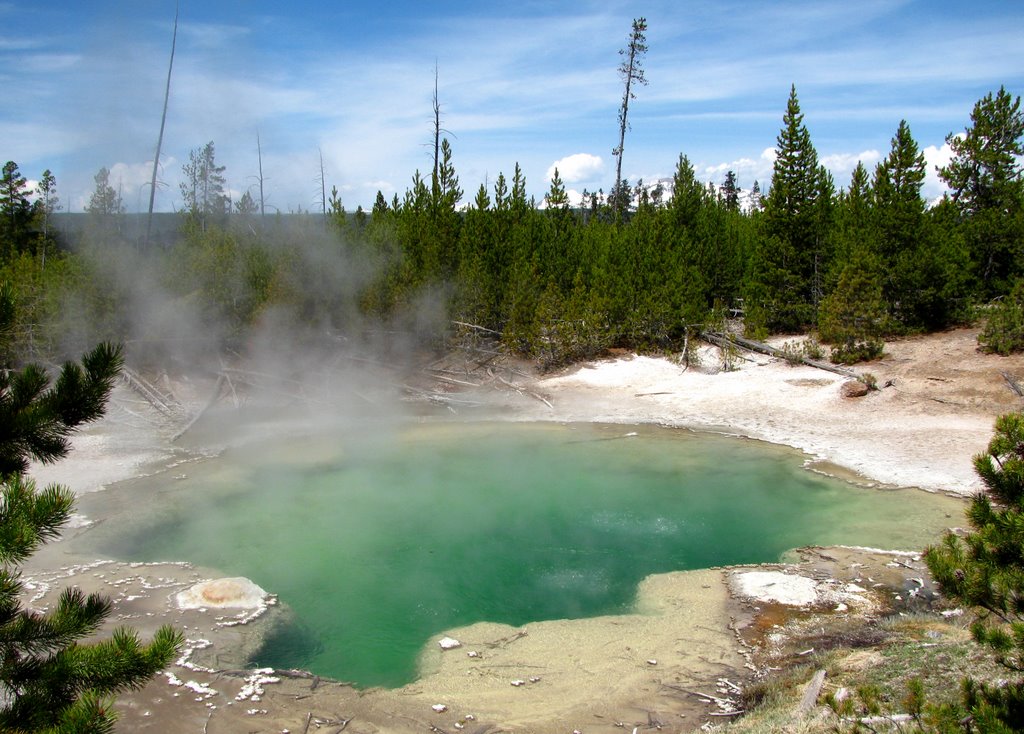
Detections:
2,0,1022,213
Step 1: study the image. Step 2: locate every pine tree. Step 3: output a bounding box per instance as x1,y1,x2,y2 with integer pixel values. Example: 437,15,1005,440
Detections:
925,412,1024,731
719,170,740,211
180,142,229,231
0,282,182,731
830,162,873,274
817,250,885,364
84,168,125,243
544,168,569,211
872,120,939,329
755,86,827,331
34,170,60,265
235,190,258,216
85,168,125,219
939,87,1024,297
0,162,33,256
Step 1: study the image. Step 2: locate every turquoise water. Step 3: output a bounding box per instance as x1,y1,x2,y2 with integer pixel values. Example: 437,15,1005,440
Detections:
80,421,963,688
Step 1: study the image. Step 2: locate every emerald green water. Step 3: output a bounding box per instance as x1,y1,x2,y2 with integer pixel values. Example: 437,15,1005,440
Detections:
79,421,963,688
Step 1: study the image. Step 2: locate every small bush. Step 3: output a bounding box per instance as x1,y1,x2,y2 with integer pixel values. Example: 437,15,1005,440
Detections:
830,340,885,365
779,337,827,365
978,281,1024,355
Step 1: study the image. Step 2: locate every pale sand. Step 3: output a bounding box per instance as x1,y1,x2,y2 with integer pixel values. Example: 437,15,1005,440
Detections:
529,328,1024,496
18,327,1024,732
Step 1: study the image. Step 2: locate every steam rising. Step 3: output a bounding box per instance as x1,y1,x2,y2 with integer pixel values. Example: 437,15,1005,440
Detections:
60,215,453,440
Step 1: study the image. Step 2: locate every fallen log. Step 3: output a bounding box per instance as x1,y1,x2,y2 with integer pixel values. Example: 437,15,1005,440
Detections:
122,367,184,418
799,669,827,714
495,374,553,409
1002,371,1024,398
171,374,225,442
452,320,502,336
701,332,862,380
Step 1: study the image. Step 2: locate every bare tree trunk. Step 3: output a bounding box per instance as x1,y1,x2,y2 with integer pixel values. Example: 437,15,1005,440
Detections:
432,61,441,200
613,18,647,219
257,131,266,220
145,2,178,249
318,148,327,227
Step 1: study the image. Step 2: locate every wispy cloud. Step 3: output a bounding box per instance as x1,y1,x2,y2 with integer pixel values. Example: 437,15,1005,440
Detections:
3,1,1021,211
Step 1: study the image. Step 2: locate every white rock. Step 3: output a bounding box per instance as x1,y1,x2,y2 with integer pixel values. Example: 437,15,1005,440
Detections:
431,704,447,712
732,571,818,606
438,636,462,650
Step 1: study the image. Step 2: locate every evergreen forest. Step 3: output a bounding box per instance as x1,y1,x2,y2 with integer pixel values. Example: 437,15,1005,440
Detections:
1,86,1022,372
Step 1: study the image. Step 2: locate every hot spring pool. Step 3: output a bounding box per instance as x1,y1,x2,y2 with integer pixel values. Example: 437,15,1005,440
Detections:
76,421,964,688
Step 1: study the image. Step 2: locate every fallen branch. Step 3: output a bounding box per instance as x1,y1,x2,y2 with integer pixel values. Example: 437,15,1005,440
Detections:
495,375,553,409
1002,371,1024,398
122,367,184,418
171,374,225,443
662,684,733,707
799,670,827,714
701,332,861,380
452,320,502,336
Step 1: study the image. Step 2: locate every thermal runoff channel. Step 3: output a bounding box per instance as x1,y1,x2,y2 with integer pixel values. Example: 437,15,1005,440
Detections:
83,422,963,688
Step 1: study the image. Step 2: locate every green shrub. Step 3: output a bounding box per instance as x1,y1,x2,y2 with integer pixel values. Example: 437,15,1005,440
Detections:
978,281,1024,355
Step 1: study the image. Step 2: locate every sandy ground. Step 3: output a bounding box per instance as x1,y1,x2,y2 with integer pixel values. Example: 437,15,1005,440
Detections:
528,328,1024,496
19,327,1024,733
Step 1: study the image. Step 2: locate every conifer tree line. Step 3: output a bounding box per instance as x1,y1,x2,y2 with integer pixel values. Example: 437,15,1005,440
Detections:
0,85,1022,368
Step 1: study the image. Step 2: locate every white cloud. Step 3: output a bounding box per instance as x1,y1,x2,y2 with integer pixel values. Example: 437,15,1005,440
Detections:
820,150,881,172
701,148,777,190
820,149,882,188
922,139,957,201
547,153,604,184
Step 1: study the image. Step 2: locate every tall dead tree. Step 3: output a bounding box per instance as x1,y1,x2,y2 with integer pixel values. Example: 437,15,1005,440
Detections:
145,2,178,248
432,63,441,195
612,17,648,219
318,148,327,226
428,61,454,207
256,131,266,219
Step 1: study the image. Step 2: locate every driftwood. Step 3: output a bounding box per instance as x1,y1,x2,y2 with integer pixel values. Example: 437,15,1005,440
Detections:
171,374,225,442
494,374,553,409
452,320,502,336
662,684,733,707
701,332,861,380
799,669,827,714
1002,371,1024,398
121,367,185,418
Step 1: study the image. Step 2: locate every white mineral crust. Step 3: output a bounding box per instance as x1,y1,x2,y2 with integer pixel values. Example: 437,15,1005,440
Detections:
176,577,268,610
731,571,818,606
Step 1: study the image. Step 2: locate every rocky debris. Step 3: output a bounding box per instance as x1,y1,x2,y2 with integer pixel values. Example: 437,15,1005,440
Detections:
840,380,870,398
438,636,462,650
